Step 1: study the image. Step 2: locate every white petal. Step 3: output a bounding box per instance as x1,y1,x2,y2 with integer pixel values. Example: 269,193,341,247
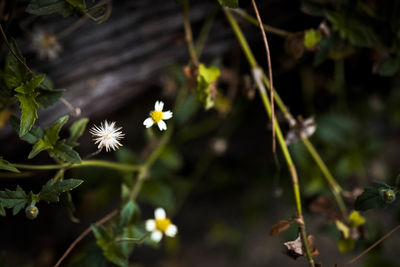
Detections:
165,224,178,237
154,207,166,220
145,219,156,231
162,111,173,120
155,101,164,111
143,117,154,128
157,120,167,131
151,230,163,242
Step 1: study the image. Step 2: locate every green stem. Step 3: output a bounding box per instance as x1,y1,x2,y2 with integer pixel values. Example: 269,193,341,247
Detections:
224,8,314,266
301,137,347,216
12,160,143,172
230,8,291,38
129,127,173,201
223,7,346,217
183,0,199,67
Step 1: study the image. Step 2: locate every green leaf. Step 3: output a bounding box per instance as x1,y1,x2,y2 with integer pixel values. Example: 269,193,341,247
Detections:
37,88,65,109
217,0,238,8
26,0,73,16
45,115,69,146
51,141,82,163
355,182,395,211
139,180,174,210
119,201,137,228
15,93,39,136
0,157,20,173
67,118,89,147
10,116,44,144
348,210,366,227
304,29,322,49
92,225,128,267
39,178,83,203
3,40,28,89
66,0,86,9
196,64,220,110
28,139,53,159
337,237,355,254
159,146,183,170
14,74,45,94
0,185,28,215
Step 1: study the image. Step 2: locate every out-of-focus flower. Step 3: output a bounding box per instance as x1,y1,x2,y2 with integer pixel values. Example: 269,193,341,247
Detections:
143,101,173,131
145,207,177,242
32,28,62,60
285,116,316,145
89,120,124,152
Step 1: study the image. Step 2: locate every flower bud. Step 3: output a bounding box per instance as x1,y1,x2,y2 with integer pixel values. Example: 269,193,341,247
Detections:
380,189,396,203
25,205,39,220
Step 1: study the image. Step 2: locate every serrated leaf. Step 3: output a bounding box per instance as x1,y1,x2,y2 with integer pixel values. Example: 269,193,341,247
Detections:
14,74,45,94
354,182,393,211
92,225,128,267
10,116,44,144
15,93,39,136
0,157,20,173
66,0,86,9
217,0,238,8
51,141,81,163
3,40,28,89
28,139,53,159
304,29,322,48
26,0,73,17
0,185,28,215
36,88,64,109
348,210,366,227
39,178,83,203
119,201,137,228
45,115,69,145
67,118,89,147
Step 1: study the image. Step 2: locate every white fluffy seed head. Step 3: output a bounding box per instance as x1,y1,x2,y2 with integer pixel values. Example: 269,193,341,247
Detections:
89,120,124,152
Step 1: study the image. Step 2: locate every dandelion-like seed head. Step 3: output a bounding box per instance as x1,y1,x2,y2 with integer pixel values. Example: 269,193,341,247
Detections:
143,101,173,131
89,120,124,152
145,207,177,242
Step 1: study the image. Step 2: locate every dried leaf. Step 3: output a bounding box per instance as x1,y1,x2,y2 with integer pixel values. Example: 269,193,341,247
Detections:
269,220,291,236
307,235,319,257
284,234,303,260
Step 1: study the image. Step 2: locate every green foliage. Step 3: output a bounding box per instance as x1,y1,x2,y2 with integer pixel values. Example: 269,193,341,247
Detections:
118,201,138,228
39,178,83,203
15,93,39,137
92,225,128,267
26,0,74,17
67,118,89,147
196,64,220,110
22,116,82,163
304,29,321,49
217,0,239,8
3,40,28,90
355,182,397,211
66,0,86,9
0,157,19,173
11,116,44,144
36,87,65,109
0,186,29,216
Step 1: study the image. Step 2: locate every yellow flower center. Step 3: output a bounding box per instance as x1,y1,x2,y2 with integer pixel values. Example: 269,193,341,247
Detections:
156,218,171,232
151,111,163,123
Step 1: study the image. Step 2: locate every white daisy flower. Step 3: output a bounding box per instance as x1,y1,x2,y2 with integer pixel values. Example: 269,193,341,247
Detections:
143,101,173,131
89,120,124,152
145,207,178,242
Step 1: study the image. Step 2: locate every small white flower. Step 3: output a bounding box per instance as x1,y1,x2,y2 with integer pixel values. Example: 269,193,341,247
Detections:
145,207,177,242
143,101,173,131
32,28,62,60
89,120,124,152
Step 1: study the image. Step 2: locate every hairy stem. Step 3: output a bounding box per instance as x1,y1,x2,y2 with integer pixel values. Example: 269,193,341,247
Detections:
223,8,314,266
